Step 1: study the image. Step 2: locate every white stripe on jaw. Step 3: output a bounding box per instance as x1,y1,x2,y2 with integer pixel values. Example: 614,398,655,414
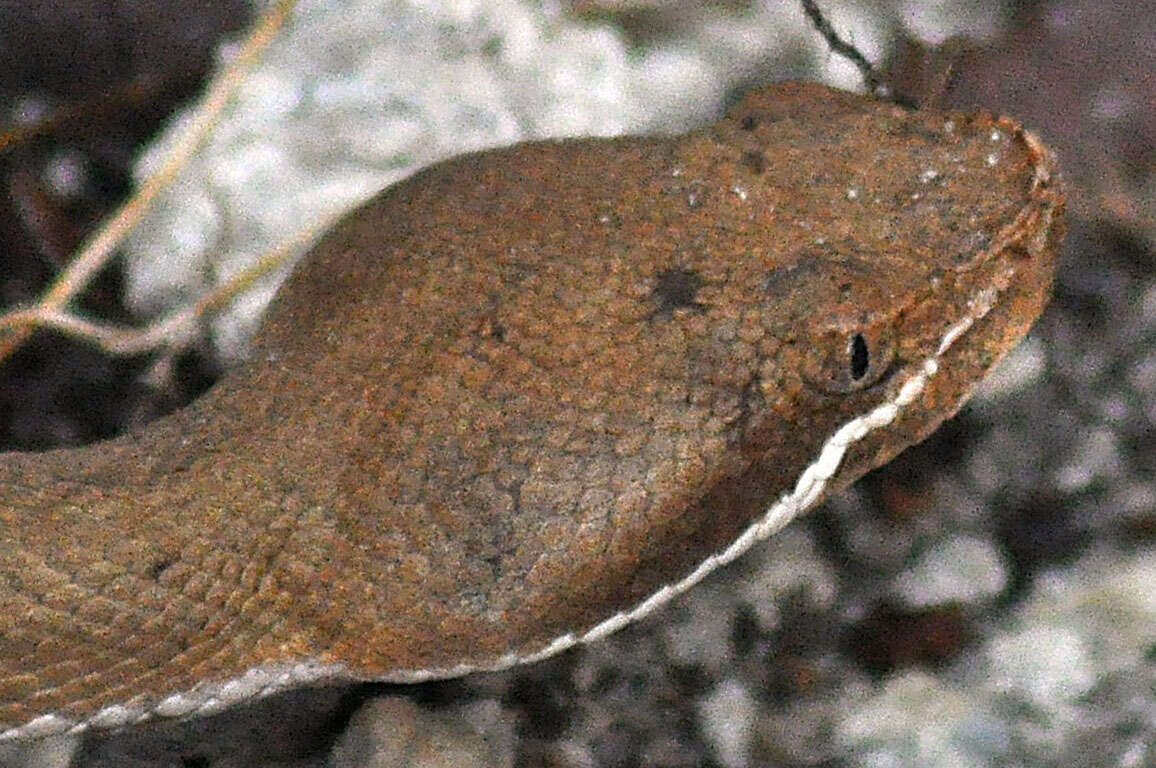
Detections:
1,276,1007,743
498,274,1008,669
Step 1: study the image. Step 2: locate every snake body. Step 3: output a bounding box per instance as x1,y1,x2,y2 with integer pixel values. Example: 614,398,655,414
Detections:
0,82,1063,740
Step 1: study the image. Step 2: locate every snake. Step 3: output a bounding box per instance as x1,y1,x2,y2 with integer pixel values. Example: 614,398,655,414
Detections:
0,81,1064,741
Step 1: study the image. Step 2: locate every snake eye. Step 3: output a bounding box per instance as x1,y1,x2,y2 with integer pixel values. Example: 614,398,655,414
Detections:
849,333,870,381
803,326,895,394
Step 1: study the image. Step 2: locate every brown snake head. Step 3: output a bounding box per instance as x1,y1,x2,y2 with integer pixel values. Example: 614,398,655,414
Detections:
0,81,1063,740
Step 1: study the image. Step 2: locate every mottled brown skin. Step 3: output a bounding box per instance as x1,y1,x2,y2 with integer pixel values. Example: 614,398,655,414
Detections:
0,82,1063,736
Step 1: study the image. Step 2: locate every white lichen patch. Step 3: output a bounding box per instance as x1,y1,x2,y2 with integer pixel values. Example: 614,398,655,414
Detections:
892,535,1008,608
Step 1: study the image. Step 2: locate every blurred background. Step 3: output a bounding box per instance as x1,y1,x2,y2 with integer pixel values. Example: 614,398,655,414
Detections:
0,1,1153,766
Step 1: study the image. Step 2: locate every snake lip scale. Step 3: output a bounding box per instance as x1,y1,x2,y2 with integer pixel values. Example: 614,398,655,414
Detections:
0,82,1064,741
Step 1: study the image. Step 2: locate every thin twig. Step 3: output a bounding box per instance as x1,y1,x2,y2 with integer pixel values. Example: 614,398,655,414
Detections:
799,0,887,98
114,215,329,355
0,0,298,362
0,216,327,357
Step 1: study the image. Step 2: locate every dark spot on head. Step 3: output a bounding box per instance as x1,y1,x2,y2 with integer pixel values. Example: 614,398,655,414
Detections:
147,558,174,580
740,114,759,131
740,150,765,174
489,323,505,341
651,268,704,314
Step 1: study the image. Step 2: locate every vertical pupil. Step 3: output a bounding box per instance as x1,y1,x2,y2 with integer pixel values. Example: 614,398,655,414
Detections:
850,333,870,380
